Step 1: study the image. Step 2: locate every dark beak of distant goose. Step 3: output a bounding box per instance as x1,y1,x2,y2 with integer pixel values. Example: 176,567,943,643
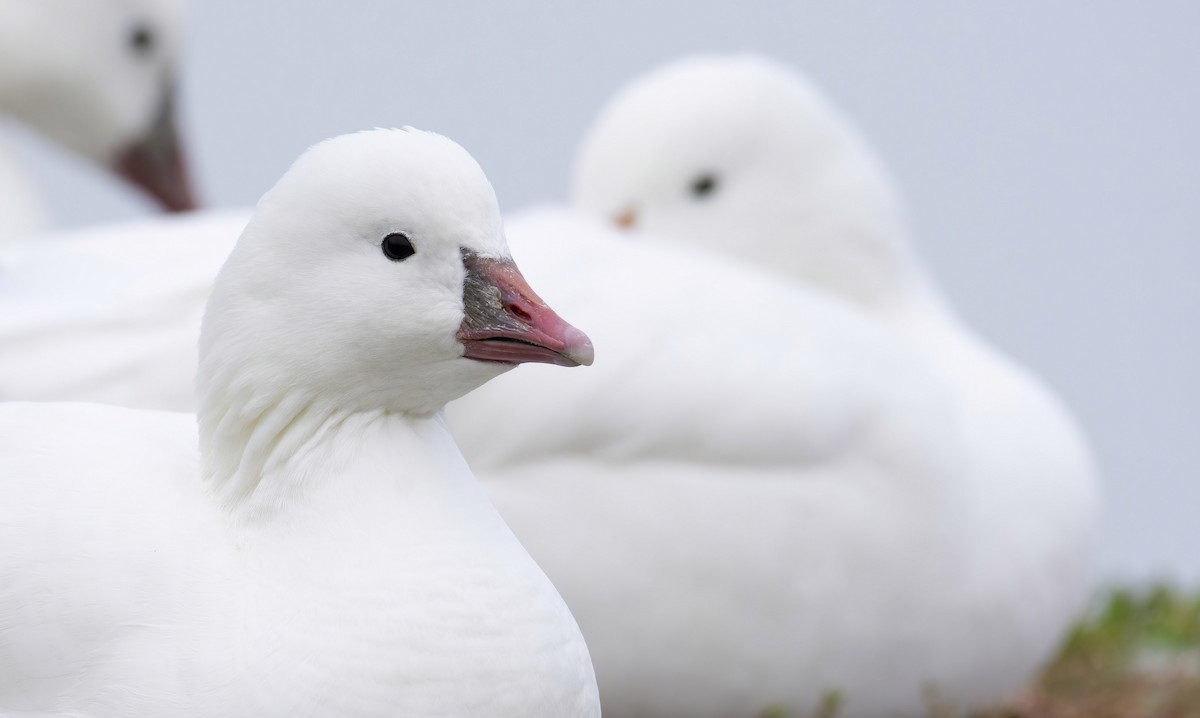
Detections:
457,250,594,368
115,88,198,213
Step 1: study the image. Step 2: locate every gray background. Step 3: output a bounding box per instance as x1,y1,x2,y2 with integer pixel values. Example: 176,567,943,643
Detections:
11,1,1198,584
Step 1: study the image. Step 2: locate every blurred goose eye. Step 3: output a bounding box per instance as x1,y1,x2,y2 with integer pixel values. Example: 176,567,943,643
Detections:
690,174,718,199
129,23,156,57
381,233,416,262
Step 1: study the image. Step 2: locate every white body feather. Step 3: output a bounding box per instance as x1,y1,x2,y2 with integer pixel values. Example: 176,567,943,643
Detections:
0,403,595,717
0,211,242,408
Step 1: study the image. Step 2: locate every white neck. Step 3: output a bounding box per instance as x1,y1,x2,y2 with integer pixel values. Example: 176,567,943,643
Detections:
770,153,941,314
197,377,467,522
193,381,600,717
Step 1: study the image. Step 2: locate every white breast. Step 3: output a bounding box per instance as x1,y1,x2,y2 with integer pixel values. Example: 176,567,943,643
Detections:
0,402,597,718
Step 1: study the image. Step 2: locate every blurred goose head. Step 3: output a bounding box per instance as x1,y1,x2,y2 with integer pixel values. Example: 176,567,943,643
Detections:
572,54,930,310
0,0,196,212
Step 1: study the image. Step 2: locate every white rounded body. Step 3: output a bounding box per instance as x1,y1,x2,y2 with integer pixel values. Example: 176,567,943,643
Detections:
0,403,598,717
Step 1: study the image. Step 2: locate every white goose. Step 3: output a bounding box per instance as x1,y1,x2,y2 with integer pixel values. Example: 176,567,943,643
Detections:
0,0,195,240
0,210,243,409
448,208,972,718
447,55,1099,716
0,128,600,717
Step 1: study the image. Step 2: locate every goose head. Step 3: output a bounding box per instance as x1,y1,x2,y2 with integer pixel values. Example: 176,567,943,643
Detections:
0,0,196,211
199,128,593,427
572,54,928,310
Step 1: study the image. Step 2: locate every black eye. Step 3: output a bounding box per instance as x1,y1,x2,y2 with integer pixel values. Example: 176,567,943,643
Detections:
129,23,155,56
690,174,718,199
381,233,416,261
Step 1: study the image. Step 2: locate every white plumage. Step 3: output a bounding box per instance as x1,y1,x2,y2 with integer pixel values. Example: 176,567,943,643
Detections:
0,211,243,408
446,55,1100,716
449,208,974,716
0,129,600,717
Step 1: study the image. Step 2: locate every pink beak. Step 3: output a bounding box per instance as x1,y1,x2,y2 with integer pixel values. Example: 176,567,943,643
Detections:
457,250,594,368
115,90,197,213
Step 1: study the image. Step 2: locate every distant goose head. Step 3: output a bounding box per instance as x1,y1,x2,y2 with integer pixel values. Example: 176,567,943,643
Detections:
572,54,929,310
199,128,592,429
0,0,196,212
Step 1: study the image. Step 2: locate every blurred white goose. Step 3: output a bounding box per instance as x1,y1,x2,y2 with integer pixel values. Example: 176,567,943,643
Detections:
0,128,600,717
449,55,1100,716
0,210,243,408
0,0,195,240
450,207,972,718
